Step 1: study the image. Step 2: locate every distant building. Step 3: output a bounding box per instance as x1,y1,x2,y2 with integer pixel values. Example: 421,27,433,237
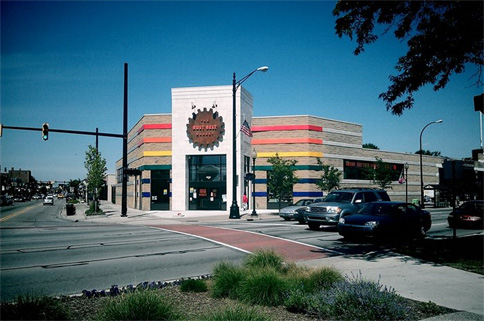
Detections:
114,85,470,212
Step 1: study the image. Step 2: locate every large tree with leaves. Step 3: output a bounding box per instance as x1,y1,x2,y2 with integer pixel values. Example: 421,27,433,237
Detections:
333,1,483,115
84,145,107,212
315,158,341,193
267,154,299,211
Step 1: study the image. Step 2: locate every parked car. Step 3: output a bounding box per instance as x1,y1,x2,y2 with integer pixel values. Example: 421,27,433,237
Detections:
43,195,54,206
13,196,24,202
337,201,431,239
279,198,318,221
0,195,14,206
32,194,41,200
303,188,390,230
293,198,325,224
447,200,484,229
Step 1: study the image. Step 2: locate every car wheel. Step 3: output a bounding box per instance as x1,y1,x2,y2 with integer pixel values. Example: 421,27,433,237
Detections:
308,222,320,230
282,217,291,221
416,225,427,239
297,218,306,224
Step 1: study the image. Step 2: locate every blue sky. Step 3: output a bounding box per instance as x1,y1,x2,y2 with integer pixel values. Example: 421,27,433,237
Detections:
1,1,482,182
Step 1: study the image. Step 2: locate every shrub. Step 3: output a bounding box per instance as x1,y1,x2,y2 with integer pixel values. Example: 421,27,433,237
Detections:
307,277,410,320
180,278,208,293
243,250,286,272
0,294,71,320
307,266,344,291
238,268,288,306
201,304,271,321
96,289,181,321
211,261,245,299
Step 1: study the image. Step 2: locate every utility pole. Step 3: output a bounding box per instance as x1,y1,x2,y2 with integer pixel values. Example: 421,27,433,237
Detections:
121,63,128,217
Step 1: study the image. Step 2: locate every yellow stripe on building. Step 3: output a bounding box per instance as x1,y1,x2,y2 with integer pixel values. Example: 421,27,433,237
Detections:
257,151,323,158
143,151,172,157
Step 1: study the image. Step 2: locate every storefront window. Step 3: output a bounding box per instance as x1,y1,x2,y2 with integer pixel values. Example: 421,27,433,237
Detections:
188,155,227,210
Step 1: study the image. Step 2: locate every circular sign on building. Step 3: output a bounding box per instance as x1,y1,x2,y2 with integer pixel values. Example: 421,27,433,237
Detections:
187,108,225,150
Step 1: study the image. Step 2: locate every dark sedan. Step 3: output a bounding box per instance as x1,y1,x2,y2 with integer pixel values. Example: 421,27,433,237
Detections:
447,200,484,229
337,202,431,239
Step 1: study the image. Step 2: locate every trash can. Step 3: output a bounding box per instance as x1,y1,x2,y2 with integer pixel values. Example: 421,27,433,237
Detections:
66,203,76,216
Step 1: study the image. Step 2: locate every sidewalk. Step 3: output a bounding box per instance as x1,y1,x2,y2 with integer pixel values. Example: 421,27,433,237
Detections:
60,201,484,319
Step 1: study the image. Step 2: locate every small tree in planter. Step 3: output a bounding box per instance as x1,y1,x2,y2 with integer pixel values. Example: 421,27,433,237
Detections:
267,154,299,211
84,145,107,214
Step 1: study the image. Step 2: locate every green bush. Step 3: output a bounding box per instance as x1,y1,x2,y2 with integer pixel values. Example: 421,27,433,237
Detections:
0,294,71,320
201,304,271,321
211,261,245,299
243,250,286,273
96,289,182,321
306,266,344,291
307,278,410,320
238,268,288,306
180,278,208,293
85,201,104,215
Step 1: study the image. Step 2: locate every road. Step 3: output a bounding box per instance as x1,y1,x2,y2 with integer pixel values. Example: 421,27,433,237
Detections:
0,201,480,301
0,200,245,301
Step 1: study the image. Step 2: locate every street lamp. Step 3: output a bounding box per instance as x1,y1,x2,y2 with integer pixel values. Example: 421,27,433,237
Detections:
230,66,268,219
404,162,409,203
251,148,258,218
419,119,443,208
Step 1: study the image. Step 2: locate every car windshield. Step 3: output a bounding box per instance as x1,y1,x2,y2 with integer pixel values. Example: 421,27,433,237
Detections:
294,199,308,206
358,203,400,216
324,192,354,203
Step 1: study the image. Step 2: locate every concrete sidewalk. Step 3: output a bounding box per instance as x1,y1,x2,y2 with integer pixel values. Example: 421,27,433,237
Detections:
60,201,484,319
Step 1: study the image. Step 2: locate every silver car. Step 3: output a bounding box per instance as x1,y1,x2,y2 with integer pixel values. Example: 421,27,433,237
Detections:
43,196,54,206
279,199,316,221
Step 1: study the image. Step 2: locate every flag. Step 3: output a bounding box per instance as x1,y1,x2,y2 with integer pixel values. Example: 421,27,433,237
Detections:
241,120,253,137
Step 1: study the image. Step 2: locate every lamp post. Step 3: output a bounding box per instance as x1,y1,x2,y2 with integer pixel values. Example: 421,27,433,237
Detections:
229,66,268,219
251,148,258,218
419,119,443,208
404,162,409,203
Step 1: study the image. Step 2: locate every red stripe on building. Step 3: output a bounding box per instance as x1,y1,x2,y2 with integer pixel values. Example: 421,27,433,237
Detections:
137,123,172,134
252,125,323,132
154,225,330,262
252,138,322,145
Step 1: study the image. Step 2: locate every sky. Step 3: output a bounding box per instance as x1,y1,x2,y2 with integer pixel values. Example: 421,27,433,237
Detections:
1,1,483,182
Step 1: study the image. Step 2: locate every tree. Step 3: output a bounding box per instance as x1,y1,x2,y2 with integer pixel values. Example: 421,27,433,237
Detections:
415,149,441,157
364,157,397,189
315,158,341,193
84,145,107,213
266,154,299,211
362,143,379,150
334,1,484,115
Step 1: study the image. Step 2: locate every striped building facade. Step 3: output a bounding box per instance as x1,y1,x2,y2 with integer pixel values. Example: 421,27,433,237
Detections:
115,86,443,212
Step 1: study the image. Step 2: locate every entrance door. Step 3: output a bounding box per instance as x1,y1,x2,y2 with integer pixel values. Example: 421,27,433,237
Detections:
151,170,170,210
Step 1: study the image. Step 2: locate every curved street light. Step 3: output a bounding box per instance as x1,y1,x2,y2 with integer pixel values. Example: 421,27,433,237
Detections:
230,66,268,219
419,119,443,208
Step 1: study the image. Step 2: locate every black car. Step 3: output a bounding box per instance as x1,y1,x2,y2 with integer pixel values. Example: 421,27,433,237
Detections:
337,201,431,239
447,200,484,229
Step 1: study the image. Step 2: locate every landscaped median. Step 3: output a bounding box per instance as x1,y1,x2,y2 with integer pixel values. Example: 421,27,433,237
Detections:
1,250,453,321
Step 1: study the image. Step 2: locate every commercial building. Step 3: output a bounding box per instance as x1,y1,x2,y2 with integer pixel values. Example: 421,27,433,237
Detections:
115,85,447,212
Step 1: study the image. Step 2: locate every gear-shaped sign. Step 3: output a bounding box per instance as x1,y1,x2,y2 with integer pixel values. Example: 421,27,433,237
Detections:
187,108,225,150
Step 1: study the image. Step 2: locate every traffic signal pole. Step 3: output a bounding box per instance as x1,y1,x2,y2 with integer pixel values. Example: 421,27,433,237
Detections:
1,64,130,217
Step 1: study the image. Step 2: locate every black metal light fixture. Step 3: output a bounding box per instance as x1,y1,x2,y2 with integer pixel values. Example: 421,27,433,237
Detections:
419,119,443,208
230,66,268,219
404,162,409,202
251,148,258,218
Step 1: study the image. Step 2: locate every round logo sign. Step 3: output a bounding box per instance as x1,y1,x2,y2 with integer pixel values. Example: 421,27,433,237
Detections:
187,108,225,150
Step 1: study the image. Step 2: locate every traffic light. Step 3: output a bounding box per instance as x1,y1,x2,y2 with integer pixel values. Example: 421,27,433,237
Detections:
474,93,483,113
42,123,49,141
